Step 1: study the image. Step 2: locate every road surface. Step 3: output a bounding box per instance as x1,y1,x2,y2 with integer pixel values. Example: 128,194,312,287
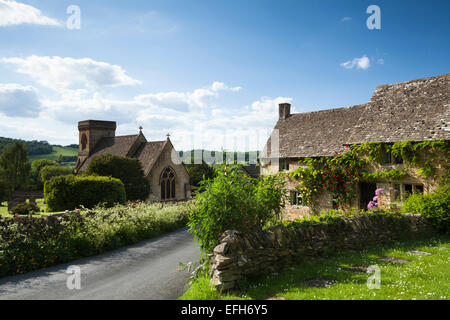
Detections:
0,228,200,300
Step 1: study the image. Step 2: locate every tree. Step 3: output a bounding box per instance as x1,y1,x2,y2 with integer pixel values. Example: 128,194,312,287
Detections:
30,159,59,189
188,165,286,253
185,161,216,189
85,154,150,201
0,175,8,202
40,165,72,182
0,141,31,197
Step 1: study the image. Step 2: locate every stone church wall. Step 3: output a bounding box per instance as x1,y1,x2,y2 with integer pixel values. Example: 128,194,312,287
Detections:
146,143,191,202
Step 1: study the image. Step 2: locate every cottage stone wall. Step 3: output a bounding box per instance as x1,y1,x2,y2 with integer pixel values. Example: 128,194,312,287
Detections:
210,213,433,290
263,150,446,220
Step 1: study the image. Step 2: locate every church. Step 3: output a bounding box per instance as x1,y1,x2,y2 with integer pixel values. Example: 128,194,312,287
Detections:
74,120,191,202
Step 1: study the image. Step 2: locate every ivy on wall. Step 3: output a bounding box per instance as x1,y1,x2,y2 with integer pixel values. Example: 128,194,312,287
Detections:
289,140,449,209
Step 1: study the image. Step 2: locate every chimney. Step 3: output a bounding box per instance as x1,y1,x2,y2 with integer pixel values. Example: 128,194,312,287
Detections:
279,103,291,120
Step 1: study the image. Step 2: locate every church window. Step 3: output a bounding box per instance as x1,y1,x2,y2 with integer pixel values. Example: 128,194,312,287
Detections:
160,167,176,201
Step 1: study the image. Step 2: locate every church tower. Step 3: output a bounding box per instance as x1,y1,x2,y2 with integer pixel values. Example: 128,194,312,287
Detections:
75,120,117,171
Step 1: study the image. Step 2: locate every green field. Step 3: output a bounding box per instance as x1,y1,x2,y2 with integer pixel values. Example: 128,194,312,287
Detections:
180,237,450,300
29,146,78,166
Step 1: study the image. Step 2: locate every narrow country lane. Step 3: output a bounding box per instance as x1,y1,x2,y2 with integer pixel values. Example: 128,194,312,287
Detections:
0,228,200,300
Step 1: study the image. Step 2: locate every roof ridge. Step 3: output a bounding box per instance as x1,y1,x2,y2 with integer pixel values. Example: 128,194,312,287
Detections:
285,103,367,119
375,73,450,89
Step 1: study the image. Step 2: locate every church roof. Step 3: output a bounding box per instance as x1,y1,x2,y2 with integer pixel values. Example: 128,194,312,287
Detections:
134,140,167,176
263,74,450,159
78,134,167,175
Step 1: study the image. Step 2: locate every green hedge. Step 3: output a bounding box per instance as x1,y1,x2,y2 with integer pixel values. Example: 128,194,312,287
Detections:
402,185,450,234
0,202,194,277
44,175,126,212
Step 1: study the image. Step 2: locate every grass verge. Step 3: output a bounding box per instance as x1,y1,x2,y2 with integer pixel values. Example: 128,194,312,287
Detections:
179,236,449,300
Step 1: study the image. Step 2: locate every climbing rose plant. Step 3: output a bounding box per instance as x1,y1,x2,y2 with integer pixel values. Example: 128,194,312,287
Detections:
289,152,365,209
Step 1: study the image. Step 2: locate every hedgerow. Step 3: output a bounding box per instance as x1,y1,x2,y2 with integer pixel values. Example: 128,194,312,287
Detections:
44,175,126,212
0,201,194,277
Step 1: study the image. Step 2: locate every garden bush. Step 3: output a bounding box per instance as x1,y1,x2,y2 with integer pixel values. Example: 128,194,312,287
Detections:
40,165,72,182
402,185,450,233
44,175,126,212
10,202,40,215
85,154,150,201
0,201,194,277
188,165,286,254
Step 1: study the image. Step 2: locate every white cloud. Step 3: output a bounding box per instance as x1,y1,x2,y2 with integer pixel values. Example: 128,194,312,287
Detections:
0,74,288,151
0,83,41,117
211,81,242,92
136,81,242,112
341,17,352,22
377,58,385,65
1,56,141,92
0,0,61,27
340,55,371,70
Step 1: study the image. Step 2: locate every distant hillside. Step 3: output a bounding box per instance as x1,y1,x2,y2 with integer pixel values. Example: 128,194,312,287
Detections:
0,137,78,167
0,137,53,155
28,146,78,166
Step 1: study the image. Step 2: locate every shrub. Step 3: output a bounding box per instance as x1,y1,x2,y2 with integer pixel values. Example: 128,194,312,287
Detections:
0,201,194,277
402,185,450,233
85,154,150,201
10,202,40,215
44,175,126,212
185,162,216,188
188,165,286,254
40,165,72,182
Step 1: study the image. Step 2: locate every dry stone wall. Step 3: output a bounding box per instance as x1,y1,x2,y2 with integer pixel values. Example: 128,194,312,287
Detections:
210,213,434,290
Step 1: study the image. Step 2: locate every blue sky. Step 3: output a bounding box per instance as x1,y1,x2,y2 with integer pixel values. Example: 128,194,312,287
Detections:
0,0,449,150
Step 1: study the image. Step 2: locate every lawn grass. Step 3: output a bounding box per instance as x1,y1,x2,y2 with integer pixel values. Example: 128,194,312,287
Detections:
180,236,450,300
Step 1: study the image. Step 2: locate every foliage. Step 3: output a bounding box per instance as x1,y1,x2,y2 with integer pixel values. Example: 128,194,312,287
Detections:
188,165,286,254
361,169,407,180
0,141,31,197
30,159,59,189
85,154,150,201
289,152,364,208
0,137,53,156
40,165,73,182
0,201,194,277
44,175,126,212
402,185,450,233
0,176,8,202
290,140,449,209
185,161,216,188
10,202,40,215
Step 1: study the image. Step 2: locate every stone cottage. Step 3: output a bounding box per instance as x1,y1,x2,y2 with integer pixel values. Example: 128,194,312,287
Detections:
74,120,191,202
261,74,450,219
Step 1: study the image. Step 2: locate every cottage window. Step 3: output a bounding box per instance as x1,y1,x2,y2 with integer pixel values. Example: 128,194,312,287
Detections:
394,155,403,164
414,185,424,194
382,150,392,165
160,167,176,201
290,191,303,206
404,184,413,195
393,184,401,201
279,159,290,172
